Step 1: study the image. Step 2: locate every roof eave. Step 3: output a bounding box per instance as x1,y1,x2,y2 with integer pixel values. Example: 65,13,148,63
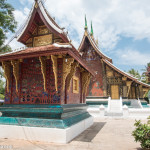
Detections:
103,59,150,88
78,31,112,63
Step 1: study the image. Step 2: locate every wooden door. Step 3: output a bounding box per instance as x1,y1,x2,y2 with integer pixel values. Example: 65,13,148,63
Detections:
111,85,119,99
131,87,136,99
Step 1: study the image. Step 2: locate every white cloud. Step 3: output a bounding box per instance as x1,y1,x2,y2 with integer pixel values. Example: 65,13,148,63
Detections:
115,48,150,66
19,0,34,5
4,7,31,50
44,0,150,50
7,0,150,52
14,8,29,29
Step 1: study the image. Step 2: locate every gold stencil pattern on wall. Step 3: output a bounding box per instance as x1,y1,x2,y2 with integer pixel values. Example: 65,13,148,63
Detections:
34,34,52,47
66,62,79,91
82,72,91,95
51,55,58,91
38,25,49,35
11,60,20,92
39,56,47,91
62,58,74,91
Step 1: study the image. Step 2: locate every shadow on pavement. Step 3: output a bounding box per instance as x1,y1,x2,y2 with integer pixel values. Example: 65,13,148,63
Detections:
73,122,106,142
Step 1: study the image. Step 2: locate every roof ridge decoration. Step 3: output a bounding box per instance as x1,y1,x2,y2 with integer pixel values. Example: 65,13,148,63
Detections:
90,21,93,36
103,59,150,88
16,0,69,44
85,15,88,30
78,19,112,63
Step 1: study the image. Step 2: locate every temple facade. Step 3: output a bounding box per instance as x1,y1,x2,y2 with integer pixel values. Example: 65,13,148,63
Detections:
0,1,94,142
0,1,93,105
78,19,150,101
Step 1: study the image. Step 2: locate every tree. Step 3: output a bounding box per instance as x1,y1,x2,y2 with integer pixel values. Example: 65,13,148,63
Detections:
141,62,150,84
128,68,141,81
0,0,17,99
0,0,17,53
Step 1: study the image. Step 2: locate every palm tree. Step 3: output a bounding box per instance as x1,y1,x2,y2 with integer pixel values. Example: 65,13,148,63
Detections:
128,68,141,80
142,62,150,84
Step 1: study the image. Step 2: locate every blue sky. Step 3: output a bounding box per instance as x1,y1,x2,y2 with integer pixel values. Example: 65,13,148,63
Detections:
7,0,150,74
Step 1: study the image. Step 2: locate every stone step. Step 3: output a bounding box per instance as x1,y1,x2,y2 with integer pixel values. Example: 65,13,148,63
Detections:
105,112,123,116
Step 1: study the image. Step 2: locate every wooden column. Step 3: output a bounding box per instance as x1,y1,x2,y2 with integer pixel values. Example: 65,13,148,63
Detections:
39,56,47,92
63,57,74,104
51,55,58,91
11,60,20,92
126,81,132,98
66,61,79,91
62,57,74,91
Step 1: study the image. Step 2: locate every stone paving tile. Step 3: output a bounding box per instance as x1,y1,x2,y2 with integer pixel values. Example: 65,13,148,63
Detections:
0,118,146,150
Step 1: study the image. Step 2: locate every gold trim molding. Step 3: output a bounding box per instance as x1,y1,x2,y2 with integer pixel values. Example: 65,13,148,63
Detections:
51,55,58,91
34,34,52,47
39,56,47,92
143,88,149,97
82,72,91,95
66,62,79,91
11,60,20,92
122,76,127,81
126,81,132,97
62,58,74,91
73,76,79,93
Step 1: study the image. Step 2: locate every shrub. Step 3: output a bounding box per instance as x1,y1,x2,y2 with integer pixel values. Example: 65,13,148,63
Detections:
132,117,150,149
0,94,4,100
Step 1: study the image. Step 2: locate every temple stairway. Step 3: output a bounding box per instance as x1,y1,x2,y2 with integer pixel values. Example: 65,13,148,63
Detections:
106,100,123,116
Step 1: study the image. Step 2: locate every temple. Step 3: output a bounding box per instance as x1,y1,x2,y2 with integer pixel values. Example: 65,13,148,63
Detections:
78,17,150,112
0,0,150,143
0,1,94,143
79,17,150,104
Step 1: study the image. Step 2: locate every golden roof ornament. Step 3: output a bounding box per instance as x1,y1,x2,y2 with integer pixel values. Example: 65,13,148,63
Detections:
34,0,39,8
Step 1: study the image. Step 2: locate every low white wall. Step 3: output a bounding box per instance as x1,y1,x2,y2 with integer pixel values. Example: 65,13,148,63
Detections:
128,108,150,118
87,105,150,118
87,108,101,118
0,117,93,144
130,99,142,108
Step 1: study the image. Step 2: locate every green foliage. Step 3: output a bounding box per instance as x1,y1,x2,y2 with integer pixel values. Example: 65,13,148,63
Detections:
0,0,16,97
0,45,12,54
0,0,17,52
0,94,4,100
132,117,150,149
128,68,141,80
0,79,5,95
142,62,150,84
148,116,150,125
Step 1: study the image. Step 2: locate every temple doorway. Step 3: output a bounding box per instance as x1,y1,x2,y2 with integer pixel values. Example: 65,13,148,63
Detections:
111,85,119,99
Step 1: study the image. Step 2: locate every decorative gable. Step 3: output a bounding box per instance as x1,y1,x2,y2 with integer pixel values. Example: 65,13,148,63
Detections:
17,1,69,47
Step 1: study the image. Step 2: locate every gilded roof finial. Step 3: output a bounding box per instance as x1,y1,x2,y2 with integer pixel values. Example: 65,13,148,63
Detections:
84,15,88,30
91,21,93,36
34,0,38,8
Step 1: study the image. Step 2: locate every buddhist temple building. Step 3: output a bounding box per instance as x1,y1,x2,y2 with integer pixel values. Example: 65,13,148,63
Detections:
0,0,94,143
0,1,94,105
0,0,149,143
79,18,150,104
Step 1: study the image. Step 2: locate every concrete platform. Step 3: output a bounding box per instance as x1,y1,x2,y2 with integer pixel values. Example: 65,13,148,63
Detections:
0,116,93,144
0,117,146,150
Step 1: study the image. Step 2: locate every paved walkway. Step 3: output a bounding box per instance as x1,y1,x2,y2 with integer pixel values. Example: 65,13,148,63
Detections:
0,118,147,150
